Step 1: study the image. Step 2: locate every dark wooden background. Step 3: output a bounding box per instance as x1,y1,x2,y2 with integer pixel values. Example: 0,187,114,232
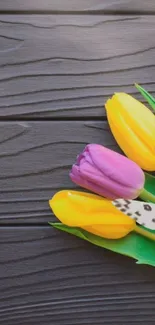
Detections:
1,1,155,324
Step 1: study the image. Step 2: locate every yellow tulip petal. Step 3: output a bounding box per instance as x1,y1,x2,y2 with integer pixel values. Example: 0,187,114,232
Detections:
84,223,133,239
49,190,135,239
114,93,155,148
105,93,155,171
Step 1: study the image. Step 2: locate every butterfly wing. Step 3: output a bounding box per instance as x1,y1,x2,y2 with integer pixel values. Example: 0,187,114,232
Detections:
112,199,155,230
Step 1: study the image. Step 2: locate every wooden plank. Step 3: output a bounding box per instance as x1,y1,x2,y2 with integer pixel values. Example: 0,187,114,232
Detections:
0,120,120,224
1,226,155,325
0,15,155,118
0,0,155,13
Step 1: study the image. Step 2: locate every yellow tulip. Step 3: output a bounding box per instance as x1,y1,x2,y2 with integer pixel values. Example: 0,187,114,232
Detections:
49,190,135,239
105,93,155,171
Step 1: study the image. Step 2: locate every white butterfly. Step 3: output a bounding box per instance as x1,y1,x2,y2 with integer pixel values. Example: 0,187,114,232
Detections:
112,199,155,230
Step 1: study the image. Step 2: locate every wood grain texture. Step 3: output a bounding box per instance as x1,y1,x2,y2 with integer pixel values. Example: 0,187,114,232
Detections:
0,0,155,13
1,226,155,325
0,120,120,224
0,15,155,118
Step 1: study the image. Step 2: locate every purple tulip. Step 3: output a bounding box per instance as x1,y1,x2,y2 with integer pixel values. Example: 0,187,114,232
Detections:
70,144,145,200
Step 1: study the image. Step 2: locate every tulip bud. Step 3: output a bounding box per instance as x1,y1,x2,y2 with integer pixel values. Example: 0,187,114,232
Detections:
105,93,155,171
49,190,135,239
70,144,144,200
49,190,155,242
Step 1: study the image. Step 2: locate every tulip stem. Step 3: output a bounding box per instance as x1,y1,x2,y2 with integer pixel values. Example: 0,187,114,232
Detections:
139,188,155,203
134,225,155,242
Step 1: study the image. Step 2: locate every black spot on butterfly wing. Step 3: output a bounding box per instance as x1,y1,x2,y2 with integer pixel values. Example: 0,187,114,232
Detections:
124,200,131,205
120,208,127,213
144,204,152,211
114,202,122,208
123,204,130,210
135,211,141,217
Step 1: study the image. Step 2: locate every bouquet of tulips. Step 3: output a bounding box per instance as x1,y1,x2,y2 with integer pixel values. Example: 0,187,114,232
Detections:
49,84,155,267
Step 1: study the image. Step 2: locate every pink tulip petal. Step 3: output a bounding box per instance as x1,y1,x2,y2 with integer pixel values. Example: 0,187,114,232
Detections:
70,144,144,200
88,144,144,189
79,162,138,199
70,170,117,199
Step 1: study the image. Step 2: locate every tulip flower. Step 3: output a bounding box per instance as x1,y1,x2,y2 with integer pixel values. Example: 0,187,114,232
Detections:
70,144,144,200
49,190,155,241
105,93,155,171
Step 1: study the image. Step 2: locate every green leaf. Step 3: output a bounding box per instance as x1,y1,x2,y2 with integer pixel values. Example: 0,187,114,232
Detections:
50,222,155,267
135,83,155,112
144,173,155,195
140,173,155,203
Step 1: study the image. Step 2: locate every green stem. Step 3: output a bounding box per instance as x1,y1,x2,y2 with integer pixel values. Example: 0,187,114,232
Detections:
134,225,155,242
139,188,155,203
